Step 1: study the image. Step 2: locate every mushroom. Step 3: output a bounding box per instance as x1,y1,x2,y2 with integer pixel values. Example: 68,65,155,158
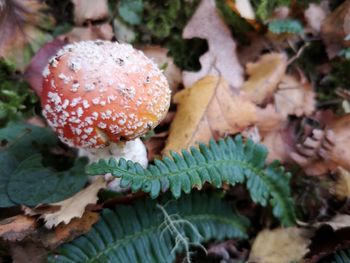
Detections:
41,40,171,188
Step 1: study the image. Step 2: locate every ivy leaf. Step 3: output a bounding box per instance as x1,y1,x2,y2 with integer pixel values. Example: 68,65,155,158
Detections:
7,155,88,207
118,0,143,25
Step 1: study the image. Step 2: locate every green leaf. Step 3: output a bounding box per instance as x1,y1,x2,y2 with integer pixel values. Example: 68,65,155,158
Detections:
0,152,18,207
268,19,304,34
7,155,88,207
0,122,58,207
118,0,143,25
48,193,249,263
87,136,297,226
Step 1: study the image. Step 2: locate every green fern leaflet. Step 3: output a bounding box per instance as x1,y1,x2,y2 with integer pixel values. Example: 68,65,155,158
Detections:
268,19,303,34
87,136,296,226
48,193,249,263
329,248,350,263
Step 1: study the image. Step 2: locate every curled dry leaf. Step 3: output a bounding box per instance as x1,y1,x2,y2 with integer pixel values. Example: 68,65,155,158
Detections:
331,167,350,199
164,76,257,153
242,53,287,105
0,215,37,242
274,74,315,118
71,0,109,26
290,114,350,175
182,0,243,89
141,45,182,92
249,227,312,263
24,176,106,228
290,128,336,175
314,214,350,231
320,0,350,58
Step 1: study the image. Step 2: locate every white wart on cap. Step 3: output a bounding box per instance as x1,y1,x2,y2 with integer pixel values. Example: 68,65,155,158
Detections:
41,40,171,148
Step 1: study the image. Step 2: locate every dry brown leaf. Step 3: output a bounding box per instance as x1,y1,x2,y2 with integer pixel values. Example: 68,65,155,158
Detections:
256,104,286,136
0,215,37,242
242,53,287,105
249,227,312,263
10,241,47,263
261,127,292,163
274,75,315,118
24,38,67,96
314,214,350,231
329,114,350,171
182,0,243,89
0,0,53,70
320,0,350,58
39,211,99,249
331,167,350,199
25,177,106,228
63,23,114,42
163,76,257,153
304,3,328,33
72,0,109,26
141,46,182,92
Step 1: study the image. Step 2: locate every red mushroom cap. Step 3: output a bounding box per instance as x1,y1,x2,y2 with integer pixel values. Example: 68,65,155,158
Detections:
41,40,171,148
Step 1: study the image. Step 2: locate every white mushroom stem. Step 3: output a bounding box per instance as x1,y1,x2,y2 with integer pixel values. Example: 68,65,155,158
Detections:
78,138,148,191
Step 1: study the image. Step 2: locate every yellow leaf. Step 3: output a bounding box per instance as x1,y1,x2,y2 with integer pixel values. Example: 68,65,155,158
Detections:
242,53,287,105
249,227,312,263
163,76,257,153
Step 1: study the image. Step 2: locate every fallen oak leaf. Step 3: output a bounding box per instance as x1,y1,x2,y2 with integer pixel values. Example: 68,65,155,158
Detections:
24,176,106,228
163,76,257,154
182,0,244,89
249,227,313,263
0,215,37,242
274,74,315,118
242,52,287,105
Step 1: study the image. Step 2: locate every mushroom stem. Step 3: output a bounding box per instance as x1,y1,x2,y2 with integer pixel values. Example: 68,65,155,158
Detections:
78,138,148,191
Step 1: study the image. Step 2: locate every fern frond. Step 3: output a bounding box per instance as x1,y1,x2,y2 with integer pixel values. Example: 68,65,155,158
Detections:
48,193,249,263
330,248,350,263
87,136,296,226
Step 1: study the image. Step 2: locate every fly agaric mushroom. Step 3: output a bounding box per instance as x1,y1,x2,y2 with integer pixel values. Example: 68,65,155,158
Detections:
41,40,171,172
